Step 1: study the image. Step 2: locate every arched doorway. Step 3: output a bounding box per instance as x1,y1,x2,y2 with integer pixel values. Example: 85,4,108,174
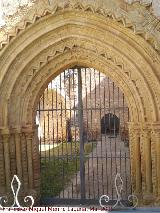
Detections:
101,113,120,136
0,0,160,207
37,67,131,205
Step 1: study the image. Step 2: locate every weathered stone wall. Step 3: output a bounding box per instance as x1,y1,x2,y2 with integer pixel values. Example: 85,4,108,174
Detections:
126,0,160,19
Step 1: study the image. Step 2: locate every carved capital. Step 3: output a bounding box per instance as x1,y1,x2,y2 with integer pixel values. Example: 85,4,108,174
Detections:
140,123,151,138
128,122,140,130
10,126,22,135
0,127,10,136
128,122,140,138
141,130,150,136
151,122,160,136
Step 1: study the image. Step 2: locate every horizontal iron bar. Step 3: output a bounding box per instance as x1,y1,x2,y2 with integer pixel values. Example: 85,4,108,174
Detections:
37,107,129,112
40,198,132,206
40,156,130,160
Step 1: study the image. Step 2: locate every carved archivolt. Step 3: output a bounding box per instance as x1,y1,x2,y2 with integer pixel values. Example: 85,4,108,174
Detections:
7,35,157,125
0,0,160,52
0,2,160,130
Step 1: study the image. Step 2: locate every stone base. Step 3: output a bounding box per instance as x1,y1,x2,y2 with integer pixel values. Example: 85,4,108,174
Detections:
143,194,156,206
154,196,160,206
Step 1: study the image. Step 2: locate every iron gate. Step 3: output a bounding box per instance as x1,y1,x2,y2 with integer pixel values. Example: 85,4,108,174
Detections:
37,67,131,205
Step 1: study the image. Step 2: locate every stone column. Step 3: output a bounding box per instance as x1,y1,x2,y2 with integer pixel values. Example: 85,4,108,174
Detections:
129,128,136,193
0,130,5,194
129,123,142,197
25,131,34,189
134,131,142,194
22,125,39,201
144,130,152,194
14,129,23,181
32,125,40,194
21,132,29,191
140,127,154,204
0,125,40,203
155,132,160,196
1,129,11,191
151,127,160,203
9,131,16,178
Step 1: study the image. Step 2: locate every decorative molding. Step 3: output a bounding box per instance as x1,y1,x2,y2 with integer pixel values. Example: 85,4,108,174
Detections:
22,47,143,125
0,0,160,52
0,175,34,208
29,43,129,80
99,173,138,209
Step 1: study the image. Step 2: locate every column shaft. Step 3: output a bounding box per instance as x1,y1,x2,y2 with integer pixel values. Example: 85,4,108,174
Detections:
129,125,142,195
145,135,152,193
15,133,22,180
129,130,136,192
155,133,160,195
3,134,11,190
21,133,29,190
0,134,5,192
135,135,142,193
141,130,152,195
26,134,33,189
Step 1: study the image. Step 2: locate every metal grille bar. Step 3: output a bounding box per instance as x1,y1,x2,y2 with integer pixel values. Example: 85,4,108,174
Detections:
37,67,131,205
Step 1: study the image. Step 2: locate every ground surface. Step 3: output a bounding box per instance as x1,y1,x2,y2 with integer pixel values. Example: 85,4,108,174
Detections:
59,135,131,201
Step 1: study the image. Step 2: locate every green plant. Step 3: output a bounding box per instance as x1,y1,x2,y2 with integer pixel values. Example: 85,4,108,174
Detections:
84,143,93,154
40,141,96,198
41,158,80,197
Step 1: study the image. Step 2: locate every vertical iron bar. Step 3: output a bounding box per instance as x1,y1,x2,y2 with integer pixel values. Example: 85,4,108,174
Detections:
68,69,72,198
85,67,90,199
123,93,125,133
46,87,50,161
63,70,68,199
87,154,90,199
72,182,74,199
60,72,65,199
38,98,42,193
73,69,76,198
125,152,127,199
90,69,95,199
120,148,122,172
55,78,60,198
97,157,99,197
62,157,65,199
104,76,108,197
73,68,78,199
104,77,107,152
78,67,85,200
51,80,55,160
85,68,89,142
42,92,47,194
98,70,101,198
93,169,95,199
106,152,108,195
108,77,113,199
